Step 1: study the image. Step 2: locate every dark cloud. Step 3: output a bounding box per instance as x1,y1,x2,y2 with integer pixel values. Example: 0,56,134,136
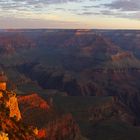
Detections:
101,0,140,20
78,0,140,20
78,12,99,15
103,0,140,11
99,9,128,18
83,5,100,8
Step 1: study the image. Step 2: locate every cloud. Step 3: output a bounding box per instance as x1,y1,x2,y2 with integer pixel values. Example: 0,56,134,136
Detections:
0,0,82,12
103,0,140,11
101,0,140,20
78,0,140,20
0,0,140,26
1,0,81,7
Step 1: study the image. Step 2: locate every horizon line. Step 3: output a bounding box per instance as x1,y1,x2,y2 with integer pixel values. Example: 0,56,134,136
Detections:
0,28,140,31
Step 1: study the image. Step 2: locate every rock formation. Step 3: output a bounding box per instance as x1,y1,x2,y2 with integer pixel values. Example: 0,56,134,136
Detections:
0,75,37,140
5,91,21,121
0,132,9,140
18,93,85,140
46,114,83,140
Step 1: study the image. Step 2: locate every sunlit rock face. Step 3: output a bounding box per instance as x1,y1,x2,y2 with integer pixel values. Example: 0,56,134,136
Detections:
18,93,50,111
0,90,36,140
0,72,7,91
6,92,21,121
0,132,9,140
0,77,36,139
0,72,21,121
0,83,6,91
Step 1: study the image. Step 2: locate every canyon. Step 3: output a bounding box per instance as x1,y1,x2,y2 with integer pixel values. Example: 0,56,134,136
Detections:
0,29,140,139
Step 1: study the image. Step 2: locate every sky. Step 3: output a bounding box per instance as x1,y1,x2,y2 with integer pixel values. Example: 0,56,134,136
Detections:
0,0,140,29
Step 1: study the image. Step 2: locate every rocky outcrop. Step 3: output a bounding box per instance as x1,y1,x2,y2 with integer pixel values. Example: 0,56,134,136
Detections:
0,90,36,140
6,92,21,121
46,114,83,140
18,93,50,110
88,97,135,125
0,34,36,55
18,93,50,129
0,90,21,121
0,132,9,140
18,93,85,140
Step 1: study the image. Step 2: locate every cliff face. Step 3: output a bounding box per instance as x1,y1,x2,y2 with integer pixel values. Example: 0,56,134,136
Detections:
18,93,50,128
88,97,135,125
46,114,83,140
18,93,84,140
0,90,21,121
5,92,21,121
0,132,9,140
0,90,36,140
0,34,36,55
18,93,50,110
